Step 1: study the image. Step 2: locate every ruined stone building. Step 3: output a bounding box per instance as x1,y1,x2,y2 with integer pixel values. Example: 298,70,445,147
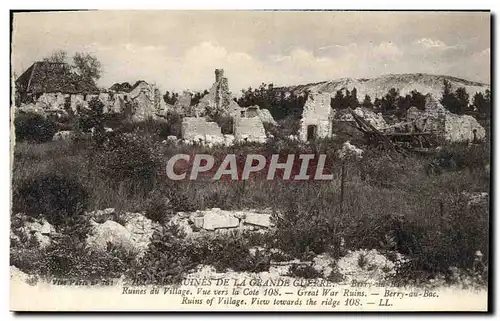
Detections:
179,69,271,144
297,90,485,144
172,91,193,115
404,94,485,142
193,69,241,118
14,61,100,111
181,117,224,142
108,80,163,121
298,92,335,141
15,61,164,122
108,82,133,93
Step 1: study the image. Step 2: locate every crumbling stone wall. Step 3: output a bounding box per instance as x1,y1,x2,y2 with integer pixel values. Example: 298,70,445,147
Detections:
444,114,486,142
214,69,231,109
194,69,232,117
258,108,276,125
234,116,267,143
407,94,485,142
107,94,126,113
35,93,65,109
132,91,156,121
227,100,243,118
173,91,193,115
182,117,224,141
70,94,86,111
31,92,89,112
406,106,445,134
299,92,334,141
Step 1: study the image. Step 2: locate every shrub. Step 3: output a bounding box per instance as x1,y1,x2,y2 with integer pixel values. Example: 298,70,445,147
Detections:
382,195,488,284
76,97,105,134
129,226,273,285
265,115,300,139
165,111,183,138
115,118,171,141
14,112,56,143
127,225,196,285
144,184,196,224
10,247,45,275
271,187,343,259
90,131,162,192
102,112,128,129
358,151,407,189
427,143,490,175
190,232,270,273
12,211,136,280
38,236,135,280
12,173,89,225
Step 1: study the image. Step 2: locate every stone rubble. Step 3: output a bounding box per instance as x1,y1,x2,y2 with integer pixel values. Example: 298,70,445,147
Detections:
10,266,31,284
52,130,73,141
336,249,406,283
11,214,57,249
86,220,137,252
312,253,335,278
337,141,364,160
202,209,240,230
353,108,387,129
85,210,157,256
184,248,407,284
168,208,274,237
338,107,387,130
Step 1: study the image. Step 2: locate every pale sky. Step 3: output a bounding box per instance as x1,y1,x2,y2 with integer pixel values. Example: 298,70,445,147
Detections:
12,11,490,93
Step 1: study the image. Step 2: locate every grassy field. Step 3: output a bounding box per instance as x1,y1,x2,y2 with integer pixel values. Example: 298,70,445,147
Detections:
10,119,490,286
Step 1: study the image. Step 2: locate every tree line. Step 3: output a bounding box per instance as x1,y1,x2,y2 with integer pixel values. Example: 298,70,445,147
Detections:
330,87,427,119
441,80,491,116
236,83,308,120
235,80,490,121
325,80,490,119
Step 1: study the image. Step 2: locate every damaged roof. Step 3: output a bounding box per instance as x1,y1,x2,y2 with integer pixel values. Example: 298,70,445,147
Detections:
109,80,148,93
109,82,133,93
15,61,100,94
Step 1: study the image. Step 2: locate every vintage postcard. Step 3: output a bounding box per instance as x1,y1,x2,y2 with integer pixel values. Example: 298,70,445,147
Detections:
10,10,490,311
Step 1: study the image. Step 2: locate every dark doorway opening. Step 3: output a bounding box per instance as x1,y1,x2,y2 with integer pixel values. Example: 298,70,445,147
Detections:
64,96,71,110
307,125,317,141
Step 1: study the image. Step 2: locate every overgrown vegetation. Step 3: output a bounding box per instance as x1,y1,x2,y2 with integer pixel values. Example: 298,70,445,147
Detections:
12,173,89,225
14,112,57,143
11,102,490,287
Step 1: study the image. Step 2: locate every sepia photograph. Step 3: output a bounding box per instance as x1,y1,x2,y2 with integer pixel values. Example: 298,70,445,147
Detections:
9,10,491,311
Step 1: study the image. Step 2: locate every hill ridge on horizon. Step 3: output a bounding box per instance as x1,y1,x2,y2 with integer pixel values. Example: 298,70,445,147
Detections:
272,73,490,102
